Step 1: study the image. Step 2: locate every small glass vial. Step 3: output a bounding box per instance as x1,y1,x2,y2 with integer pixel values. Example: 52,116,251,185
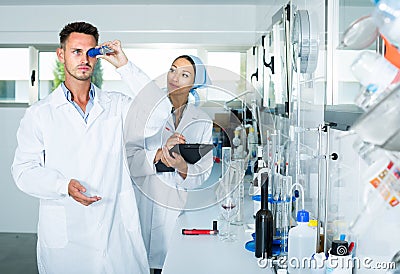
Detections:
87,46,114,57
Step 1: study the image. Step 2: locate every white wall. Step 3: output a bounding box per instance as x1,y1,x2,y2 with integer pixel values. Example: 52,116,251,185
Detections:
0,106,39,232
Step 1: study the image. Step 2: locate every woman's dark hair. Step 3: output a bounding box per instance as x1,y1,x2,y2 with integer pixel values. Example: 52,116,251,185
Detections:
59,22,99,49
172,55,196,76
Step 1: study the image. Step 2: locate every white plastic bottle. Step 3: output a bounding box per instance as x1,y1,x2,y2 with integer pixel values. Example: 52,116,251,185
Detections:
349,140,400,237
287,210,316,274
351,51,400,109
351,51,399,92
372,0,400,48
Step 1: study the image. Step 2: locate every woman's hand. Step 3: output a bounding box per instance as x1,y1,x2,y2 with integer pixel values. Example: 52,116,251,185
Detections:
96,40,128,68
161,146,188,179
165,132,186,149
153,132,186,163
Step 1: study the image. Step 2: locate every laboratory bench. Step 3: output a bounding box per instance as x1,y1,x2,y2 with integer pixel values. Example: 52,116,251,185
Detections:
162,182,276,274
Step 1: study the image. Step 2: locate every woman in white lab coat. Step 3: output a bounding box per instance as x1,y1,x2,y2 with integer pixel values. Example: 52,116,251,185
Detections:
11,22,170,274
126,55,214,273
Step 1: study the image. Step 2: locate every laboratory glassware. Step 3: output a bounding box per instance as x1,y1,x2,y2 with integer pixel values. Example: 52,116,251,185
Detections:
338,14,379,50
231,159,246,226
249,146,267,197
247,126,257,160
276,174,292,256
87,46,114,57
387,250,400,274
219,187,239,242
221,147,232,183
232,128,242,160
351,83,400,151
216,147,232,237
212,128,219,159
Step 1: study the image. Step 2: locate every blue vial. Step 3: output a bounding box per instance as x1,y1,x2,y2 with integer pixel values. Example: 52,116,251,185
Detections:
87,46,114,57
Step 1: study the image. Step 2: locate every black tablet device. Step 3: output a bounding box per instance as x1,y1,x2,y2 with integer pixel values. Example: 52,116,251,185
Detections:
155,144,214,172
155,161,175,172
169,144,214,164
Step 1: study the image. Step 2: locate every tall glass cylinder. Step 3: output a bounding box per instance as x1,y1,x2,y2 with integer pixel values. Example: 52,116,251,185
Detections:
232,159,245,226
221,147,232,185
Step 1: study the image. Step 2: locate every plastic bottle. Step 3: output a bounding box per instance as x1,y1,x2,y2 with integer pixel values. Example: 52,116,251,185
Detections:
233,126,247,160
351,51,400,92
351,51,400,109
287,210,316,274
232,129,241,147
326,240,352,274
349,140,400,237
372,0,400,48
308,219,323,252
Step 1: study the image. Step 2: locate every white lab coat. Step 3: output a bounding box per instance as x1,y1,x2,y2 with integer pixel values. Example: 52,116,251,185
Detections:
126,101,213,269
11,62,170,274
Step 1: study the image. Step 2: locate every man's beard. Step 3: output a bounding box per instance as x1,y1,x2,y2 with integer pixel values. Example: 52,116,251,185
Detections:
64,63,93,81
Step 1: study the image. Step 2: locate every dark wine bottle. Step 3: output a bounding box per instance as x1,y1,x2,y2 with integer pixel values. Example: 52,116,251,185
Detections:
255,173,273,259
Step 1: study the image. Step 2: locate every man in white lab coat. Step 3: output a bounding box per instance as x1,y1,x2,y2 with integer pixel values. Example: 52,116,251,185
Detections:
11,21,170,274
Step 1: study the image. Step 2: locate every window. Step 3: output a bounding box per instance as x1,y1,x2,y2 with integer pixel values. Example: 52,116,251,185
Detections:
39,51,57,100
0,47,245,105
101,48,197,95
0,48,30,103
206,52,246,102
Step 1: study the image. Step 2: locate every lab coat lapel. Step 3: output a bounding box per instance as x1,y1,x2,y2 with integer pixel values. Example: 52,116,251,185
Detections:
51,87,87,128
87,87,110,127
51,85,109,128
166,117,175,132
176,104,199,133
51,86,70,107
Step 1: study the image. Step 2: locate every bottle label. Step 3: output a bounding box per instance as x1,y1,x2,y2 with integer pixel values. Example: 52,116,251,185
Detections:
369,160,400,207
391,69,400,84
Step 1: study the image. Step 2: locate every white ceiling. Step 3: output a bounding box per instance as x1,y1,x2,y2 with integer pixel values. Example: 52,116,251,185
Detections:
0,0,268,5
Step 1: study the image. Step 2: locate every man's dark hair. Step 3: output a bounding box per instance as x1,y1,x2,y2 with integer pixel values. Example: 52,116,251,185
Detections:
59,21,99,49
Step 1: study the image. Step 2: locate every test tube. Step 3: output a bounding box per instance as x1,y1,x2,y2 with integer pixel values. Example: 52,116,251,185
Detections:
279,175,292,255
232,162,244,226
